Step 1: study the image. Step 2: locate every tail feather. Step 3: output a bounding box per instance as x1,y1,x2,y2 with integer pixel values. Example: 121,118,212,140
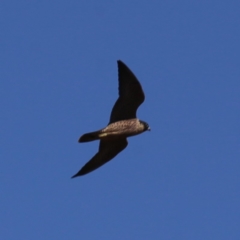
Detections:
78,131,101,142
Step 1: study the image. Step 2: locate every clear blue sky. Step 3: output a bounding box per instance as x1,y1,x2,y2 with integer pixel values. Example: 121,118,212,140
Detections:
1,1,240,239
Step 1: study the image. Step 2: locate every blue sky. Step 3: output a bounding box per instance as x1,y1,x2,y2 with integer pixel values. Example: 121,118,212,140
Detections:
1,0,240,239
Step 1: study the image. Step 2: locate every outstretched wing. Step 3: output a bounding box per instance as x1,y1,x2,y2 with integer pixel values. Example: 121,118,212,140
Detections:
109,60,145,124
71,139,128,177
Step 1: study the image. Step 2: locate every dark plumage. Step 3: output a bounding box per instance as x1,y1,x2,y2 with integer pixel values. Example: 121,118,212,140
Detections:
72,60,150,178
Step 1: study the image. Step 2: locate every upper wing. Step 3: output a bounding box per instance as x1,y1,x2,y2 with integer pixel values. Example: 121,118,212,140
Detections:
109,60,145,124
71,139,128,177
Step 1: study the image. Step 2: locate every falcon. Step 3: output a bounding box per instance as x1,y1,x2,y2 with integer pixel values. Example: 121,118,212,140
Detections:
72,60,150,178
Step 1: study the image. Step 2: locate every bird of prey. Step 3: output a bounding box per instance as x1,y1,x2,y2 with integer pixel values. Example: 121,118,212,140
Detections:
72,60,150,178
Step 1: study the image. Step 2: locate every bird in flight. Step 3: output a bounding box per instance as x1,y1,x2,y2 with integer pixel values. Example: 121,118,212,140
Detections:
72,60,150,178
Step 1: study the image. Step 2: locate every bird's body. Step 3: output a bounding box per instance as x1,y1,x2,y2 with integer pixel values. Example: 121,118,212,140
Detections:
72,60,150,178
79,119,149,142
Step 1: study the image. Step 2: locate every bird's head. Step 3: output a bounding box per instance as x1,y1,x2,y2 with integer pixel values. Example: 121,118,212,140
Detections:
140,120,151,131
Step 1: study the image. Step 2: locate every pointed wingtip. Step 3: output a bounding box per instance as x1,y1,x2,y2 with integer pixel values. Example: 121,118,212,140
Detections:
117,60,124,66
71,169,86,178
71,172,81,179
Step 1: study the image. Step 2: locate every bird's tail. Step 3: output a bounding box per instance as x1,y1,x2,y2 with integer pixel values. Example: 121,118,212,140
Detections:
78,130,102,142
